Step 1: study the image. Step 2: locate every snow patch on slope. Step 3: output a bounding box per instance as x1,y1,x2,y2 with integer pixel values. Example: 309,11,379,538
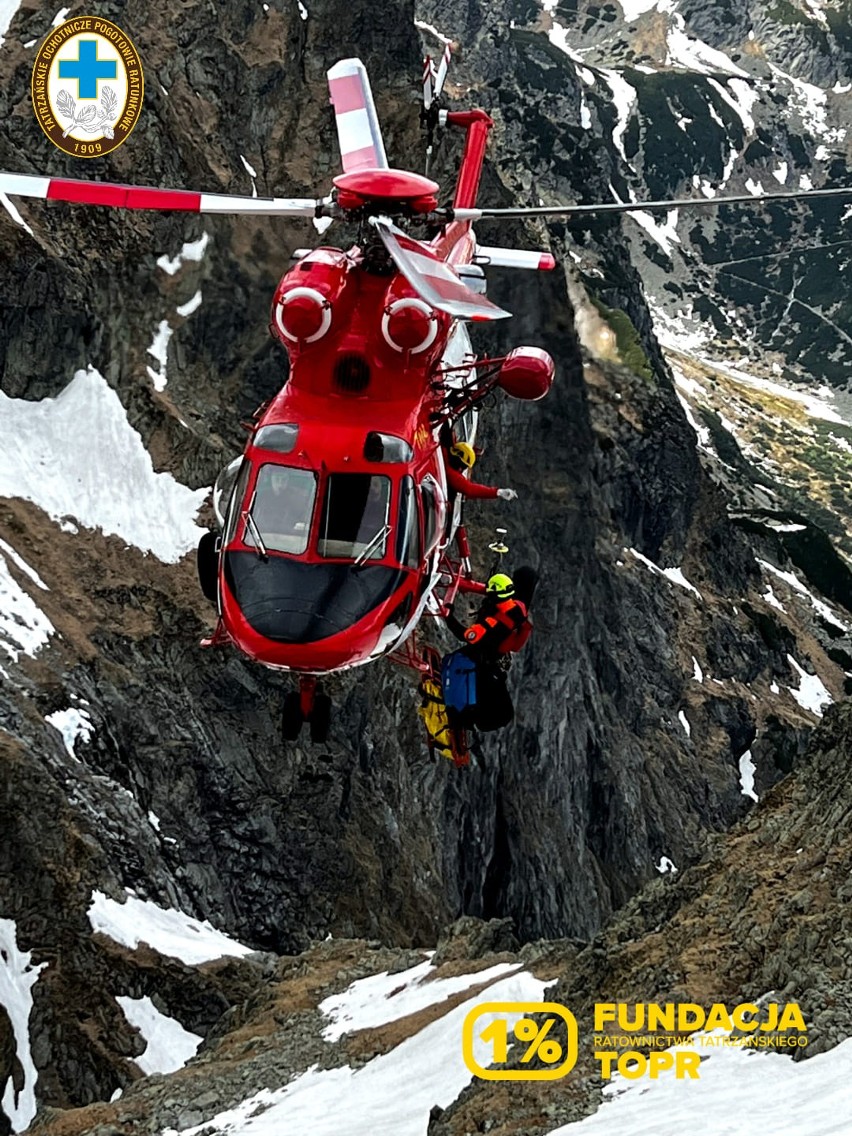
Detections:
165,969,547,1136
414,17,452,45
786,655,832,716
802,0,829,29
547,1032,852,1136
0,543,54,661
649,300,711,354
116,995,202,1075
620,0,662,21
321,957,518,1041
0,0,22,48
0,539,48,590
681,356,843,424
610,185,680,257
46,706,94,760
0,367,207,562
0,193,33,236
706,77,759,134
674,388,711,448
666,15,748,78
739,749,758,801
88,891,254,965
630,206,680,257
629,549,703,598
758,559,847,631
763,585,785,612
147,321,173,391
768,62,846,146
157,232,209,276
601,70,637,159
0,919,47,1133
239,154,258,197
176,290,203,318
547,27,584,66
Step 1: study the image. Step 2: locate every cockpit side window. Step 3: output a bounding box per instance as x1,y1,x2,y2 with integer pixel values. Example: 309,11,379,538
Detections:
318,474,391,561
223,460,252,545
245,465,317,555
254,424,299,453
456,409,477,446
395,476,420,570
364,431,414,463
421,479,439,553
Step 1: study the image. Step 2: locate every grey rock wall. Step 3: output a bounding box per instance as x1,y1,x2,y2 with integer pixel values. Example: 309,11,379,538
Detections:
0,0,848,1119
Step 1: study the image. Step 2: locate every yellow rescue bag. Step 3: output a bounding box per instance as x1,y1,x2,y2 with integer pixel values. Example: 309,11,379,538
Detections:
417,676,456,762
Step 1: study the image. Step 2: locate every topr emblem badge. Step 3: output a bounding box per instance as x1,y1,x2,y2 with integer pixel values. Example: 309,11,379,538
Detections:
31,16,143,157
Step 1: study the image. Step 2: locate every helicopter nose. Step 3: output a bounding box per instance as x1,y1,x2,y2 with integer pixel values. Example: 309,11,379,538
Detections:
222,551,407,646
242,598,342,644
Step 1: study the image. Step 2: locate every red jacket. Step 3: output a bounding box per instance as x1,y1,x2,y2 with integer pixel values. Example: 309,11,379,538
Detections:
464,597,528,654
445,464,499,500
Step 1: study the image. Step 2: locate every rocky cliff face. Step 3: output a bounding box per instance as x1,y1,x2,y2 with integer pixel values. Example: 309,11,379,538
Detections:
0,0,850,1128
20,702,852,1136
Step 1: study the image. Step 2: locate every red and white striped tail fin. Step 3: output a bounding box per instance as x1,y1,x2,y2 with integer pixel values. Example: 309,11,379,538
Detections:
0,170,327,216
327,58,388,174
370,216,510,322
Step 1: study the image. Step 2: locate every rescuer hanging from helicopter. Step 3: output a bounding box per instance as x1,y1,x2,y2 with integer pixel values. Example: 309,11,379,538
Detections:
444,573,528,654
440,567,537,735
444,440,518,502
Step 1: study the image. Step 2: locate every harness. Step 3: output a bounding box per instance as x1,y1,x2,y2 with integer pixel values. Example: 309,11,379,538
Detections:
464,597,528,653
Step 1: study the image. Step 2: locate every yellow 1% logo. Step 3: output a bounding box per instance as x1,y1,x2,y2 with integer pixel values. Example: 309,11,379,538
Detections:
462,1001,579,1081
483,1016,563,1063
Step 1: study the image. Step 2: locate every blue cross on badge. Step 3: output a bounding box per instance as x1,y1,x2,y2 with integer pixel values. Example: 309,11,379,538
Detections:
58,40,117,99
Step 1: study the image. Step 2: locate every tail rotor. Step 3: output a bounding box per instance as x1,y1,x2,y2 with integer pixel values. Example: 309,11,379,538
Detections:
434,44,451,102
420,43,451,176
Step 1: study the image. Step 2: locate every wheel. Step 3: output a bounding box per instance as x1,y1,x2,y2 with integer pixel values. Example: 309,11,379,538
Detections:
282,692,303,741
309,693,332,743
196,531,220,605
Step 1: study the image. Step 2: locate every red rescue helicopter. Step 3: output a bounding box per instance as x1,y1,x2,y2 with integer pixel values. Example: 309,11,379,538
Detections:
4,51,852,750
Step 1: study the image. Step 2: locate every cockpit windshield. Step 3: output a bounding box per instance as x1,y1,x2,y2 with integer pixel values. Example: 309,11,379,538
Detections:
244,465,317,555
318,473,391,561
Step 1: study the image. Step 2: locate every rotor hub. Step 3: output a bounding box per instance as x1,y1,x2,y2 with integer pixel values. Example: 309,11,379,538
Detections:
334,168,439,214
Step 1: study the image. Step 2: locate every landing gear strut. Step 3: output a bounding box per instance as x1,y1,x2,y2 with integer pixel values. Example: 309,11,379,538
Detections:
281,676,332,744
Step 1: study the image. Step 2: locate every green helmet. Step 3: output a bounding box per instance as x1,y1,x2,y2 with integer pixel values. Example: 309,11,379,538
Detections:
486,572,515,599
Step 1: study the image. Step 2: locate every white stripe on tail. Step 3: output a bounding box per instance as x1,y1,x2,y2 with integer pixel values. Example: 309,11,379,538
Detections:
327,58,388,173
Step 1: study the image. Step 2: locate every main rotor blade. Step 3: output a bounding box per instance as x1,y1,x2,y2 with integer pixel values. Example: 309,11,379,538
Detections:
0,171,331,216
444,184,852,221
370,215,510,321
327,58,389,174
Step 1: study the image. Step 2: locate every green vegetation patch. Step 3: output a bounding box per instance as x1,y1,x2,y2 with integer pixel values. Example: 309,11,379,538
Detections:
590,297,654,382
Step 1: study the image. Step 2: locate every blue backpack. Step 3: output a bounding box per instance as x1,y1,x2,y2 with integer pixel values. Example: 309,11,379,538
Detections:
441,650,477,714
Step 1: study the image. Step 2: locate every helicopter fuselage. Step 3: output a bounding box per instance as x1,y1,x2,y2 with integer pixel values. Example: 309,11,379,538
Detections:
212,232,479,674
